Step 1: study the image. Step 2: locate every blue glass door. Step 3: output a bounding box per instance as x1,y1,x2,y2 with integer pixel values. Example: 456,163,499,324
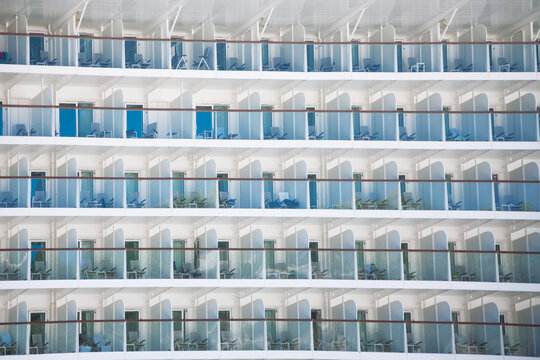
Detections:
196,106,212,138
261,42,269,69
126,105,143,138
216,42,226,70
29,36,44,64
308,174,317,209
78,103,93,137
31,171,46,202
0,101,3,136
396,43,403,72
125,172,139,203
125,40,137,67
262,105,273,138
59,103,76,137
306,43,314,72
215,105,229,138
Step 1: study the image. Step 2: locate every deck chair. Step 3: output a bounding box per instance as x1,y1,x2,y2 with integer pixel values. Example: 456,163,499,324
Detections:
32,191,52,208
319,57,335,72
132,53,151,69
87,122,103,137
78,52,92,67
363,58,381,72
38,50,57,66
308,125,325,140
227,57,246,70
15,124,28,136
172,45,189,69
30,334,48,354
493,126,514,141
96,193,114,208
174,331,188,350
80,191,91,208
0,333,16,355
273,57,290,71
93,53,110,67
128,260,147,279
453,59,472,72
448,199,462,210
92,334,111,352
128,192,146,208
357,125,378,140
32,261,52,280
143,122,158,138
399,126,416,140
193,47,211,70
408,57,424,72
127,331,145,351
497,57,517,72
447,128,469,141
0,192,18,208
173,193,186,208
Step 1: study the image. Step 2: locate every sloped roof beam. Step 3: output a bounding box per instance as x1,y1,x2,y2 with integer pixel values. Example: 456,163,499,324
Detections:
74,1,89,34
52,0,91,32
348,8,365,41
440,8,458,40
143,0,189,35
231,0,283,38
321,0,376,39
406,0,469,40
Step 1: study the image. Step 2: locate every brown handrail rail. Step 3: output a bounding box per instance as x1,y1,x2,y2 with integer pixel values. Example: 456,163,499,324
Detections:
1,31,539,45
0,103,538,114
1,175,539,183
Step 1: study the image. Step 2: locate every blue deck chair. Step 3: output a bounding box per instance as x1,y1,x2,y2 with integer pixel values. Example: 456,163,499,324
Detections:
0,192,17,208
399,126,416,140
37,50,57,66
273,57,290,71
15,124,28,136
408,57,424,72
93,334,111,352
447,128,469,141
357,125,378,140
308,125,325,140
128,192,146,208
363,58,380,72
32,191,51,208
448,199,462,210
132,53,152,69
143,122,158,138
493,126,514,141
78,52,92,67
319,57,335,72
497,57,517,72
193,47,211,70
453,59,472,72
0,332,16,355
227,57,246,70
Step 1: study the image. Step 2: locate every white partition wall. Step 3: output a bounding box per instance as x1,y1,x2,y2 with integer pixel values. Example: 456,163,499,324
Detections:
8,229,28,280
7,15,28,64
146,24,169,69
56,300,77,353
463,161,493,210
56,228,77,280
331,300,358,351
371,93,397,140
240,229,263,279
285,229,309,279
283,93,307,140
326,160,353,209
102,19,123,68
327,93,352,140
454,25,488,72
512,232,540,283
417,161,445,210
104,229,124,279
372,161,399,209
104,299,124,351
415,93,443,141
150,299,171,351
149,158,170,208
283,159,308,209
329,230,355,279
238,92,262,140
104,89,124,138
196,299,218,350
469,302,502,355
57,158,77,208
377,301,405,352
240,298,265,350
281,25,305,72
150,228,171,279
170,91,194,139
374,230,402,280
238,160,262,209
197,229,218,279
55,21,77,67
508,162,540,211
368,25,396,72
504,93,538,141
193,23,215,70
104,158,124,208
419,231,449,281
465,232,496,282
8,301,27,355
31,87,53,136
422,301,452,353
286,299,312,350
8,157,29,207
461,93,490,141
194,159,217,208
516,305,540,357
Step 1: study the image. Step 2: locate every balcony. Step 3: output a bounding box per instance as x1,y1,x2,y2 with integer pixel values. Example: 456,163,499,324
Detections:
1,32,539,73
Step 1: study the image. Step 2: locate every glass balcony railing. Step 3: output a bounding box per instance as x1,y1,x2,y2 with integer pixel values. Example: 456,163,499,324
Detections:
2,177,539,213
3,106,538,142
2,319,536,356
1,248,539,284
2,33,538,73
